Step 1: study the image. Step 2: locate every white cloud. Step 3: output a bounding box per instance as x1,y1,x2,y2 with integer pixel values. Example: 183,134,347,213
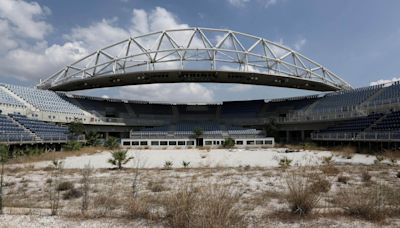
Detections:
226,84,253,92
294,38,306,51
227,0,250,8
370,77,400,86
120,83,214,103
65,18,129,52
228,0,281,8
258,0,279,8
130,7,189,36
0,0,52,40
0,2,216,102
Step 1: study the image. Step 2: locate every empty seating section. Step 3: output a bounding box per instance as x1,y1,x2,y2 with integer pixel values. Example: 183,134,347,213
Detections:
372,111,400,131
222,100,264,117
177,105,217,115
67,96,130,117
0,85,25,107
175,121,222,136
0,114,34,142
10,114,69,141
370,82,400,103
226,125,261,135
311,86,381,111
130,103,173,117
131,126,170,138
320,113,383,133
4,84,83,115
264,96,319,113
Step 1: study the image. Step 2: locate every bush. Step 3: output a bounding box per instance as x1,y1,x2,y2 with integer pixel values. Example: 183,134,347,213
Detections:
147,181,168,192
163,161,173,170
279,157,292,168
223,137,235,148
63,188,82,200
57,181,74,191
285,172,320,216
163,184,243,228
321,164,340,176
182,161,190,168
104,137,120,150
310,177,331,193
362,171,372,182
322,155,333,165
335,186,387,221
108,150,133,169
337,176,349,184
125,197,150,219
63,141,82,151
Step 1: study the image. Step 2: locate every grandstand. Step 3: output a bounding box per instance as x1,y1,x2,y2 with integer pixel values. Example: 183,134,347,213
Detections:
1,28,400,150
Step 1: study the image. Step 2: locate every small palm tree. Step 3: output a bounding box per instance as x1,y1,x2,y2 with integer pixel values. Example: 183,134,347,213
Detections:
108,150,133,169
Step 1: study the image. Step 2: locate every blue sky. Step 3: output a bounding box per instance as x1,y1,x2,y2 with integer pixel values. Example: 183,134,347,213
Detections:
1,0,400,102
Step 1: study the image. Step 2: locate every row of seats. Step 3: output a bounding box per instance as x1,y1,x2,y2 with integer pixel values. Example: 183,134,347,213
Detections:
0,113,70,142
3,84,84,115
311,86,382,111
0,114,35,142
10,114,69,141
0,85,26,107
319,113,383,133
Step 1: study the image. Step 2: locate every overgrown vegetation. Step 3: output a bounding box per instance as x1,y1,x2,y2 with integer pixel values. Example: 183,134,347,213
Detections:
104,137,120,150
108,150,133,169
85,131,102,146
163,184,243,228
0,144,8,215
285,172,321,216
163,161,173,170
279,157,292,168
68,121,85,136
223,137,235,148
335,185,389,221
62,141,82,151
80,164,92,214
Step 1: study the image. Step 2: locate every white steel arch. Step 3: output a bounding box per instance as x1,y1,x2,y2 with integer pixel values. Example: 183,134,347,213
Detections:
37,27,352,91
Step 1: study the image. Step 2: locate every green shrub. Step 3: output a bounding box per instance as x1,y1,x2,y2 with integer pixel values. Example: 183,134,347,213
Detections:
63,141,82,151
108,150,133,169
163,161,173,170
57,181,74,191
279,157,292,168
104,137,120,149
223,137,235,148
182,161,190,168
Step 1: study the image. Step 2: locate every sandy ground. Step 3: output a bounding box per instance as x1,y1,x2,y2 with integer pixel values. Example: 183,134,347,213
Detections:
1,147,399,227
30,148,385,169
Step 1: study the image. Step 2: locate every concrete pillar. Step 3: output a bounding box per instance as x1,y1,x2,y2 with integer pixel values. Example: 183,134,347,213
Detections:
301,130,305,141
286,131,290,143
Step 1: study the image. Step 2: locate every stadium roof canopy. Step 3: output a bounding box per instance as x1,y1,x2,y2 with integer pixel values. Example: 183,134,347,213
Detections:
37,27,352,91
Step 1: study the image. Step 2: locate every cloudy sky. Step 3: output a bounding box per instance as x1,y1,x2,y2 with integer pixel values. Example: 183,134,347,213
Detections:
1,0,400,102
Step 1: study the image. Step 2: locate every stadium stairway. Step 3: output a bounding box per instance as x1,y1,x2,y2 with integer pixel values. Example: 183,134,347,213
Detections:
363,113,388,131
360,86,386,105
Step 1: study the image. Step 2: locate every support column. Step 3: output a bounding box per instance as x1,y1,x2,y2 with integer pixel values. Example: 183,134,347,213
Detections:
286,131,290,143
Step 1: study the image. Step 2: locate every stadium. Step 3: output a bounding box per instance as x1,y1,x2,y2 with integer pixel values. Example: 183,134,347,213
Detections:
2,1,400,226
1,27,399,151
